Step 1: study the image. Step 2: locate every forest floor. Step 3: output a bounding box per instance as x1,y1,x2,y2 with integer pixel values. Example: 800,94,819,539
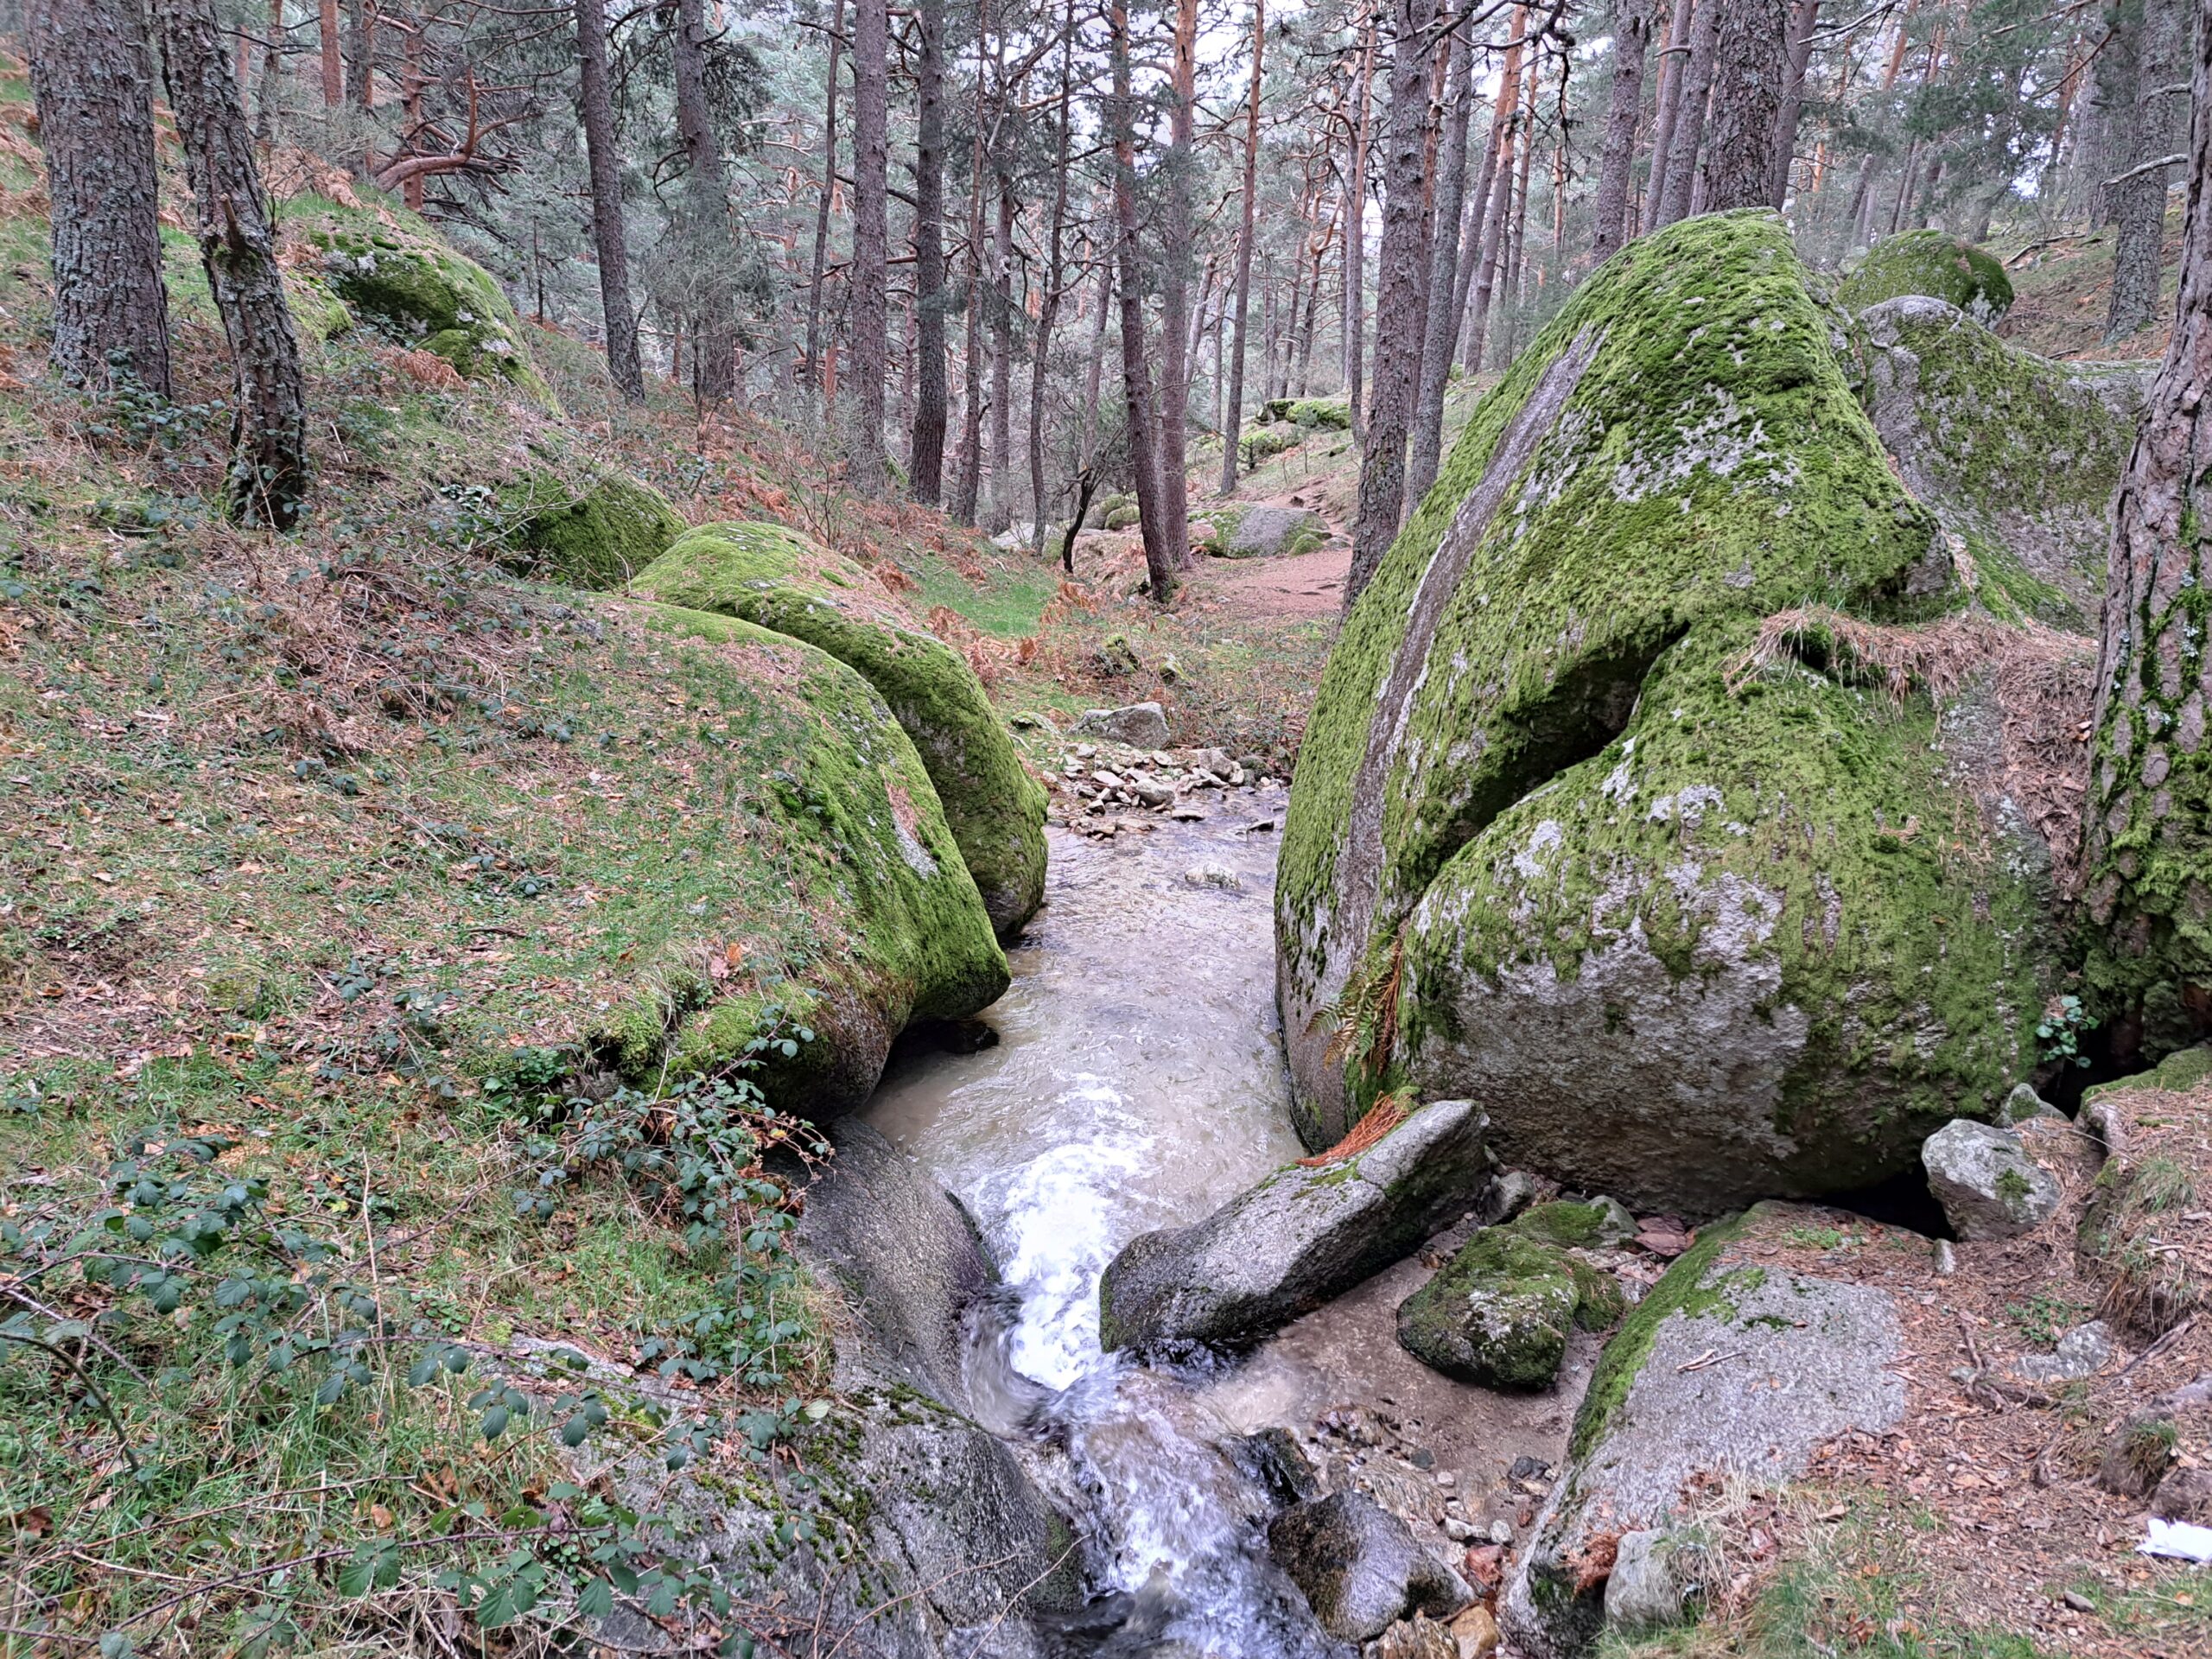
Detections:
1994,202,2186,362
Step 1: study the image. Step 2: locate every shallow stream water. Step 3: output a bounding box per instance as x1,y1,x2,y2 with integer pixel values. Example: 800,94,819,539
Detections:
865,792,1347,1655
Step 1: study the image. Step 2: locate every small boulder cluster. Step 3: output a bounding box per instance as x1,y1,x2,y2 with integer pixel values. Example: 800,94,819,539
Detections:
1039,702,1281,838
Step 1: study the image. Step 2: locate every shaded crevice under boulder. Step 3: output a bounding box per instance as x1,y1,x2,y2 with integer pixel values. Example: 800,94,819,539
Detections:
632,521,1048,938
596,1119,1081,1658
1834,229,2015,322
1500,1204,1909,1658
1850,295,2143,626
1097,1100,1492,1355
590,606,1008,1116
1277,209,2069,1216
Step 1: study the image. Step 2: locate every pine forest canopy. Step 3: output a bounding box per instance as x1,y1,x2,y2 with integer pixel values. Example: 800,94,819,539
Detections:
22,0,2198,575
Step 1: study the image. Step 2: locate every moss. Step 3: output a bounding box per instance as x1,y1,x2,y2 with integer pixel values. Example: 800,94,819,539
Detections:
1837,230,2015,321
497,466,686,589
1239,429,1300,466
283,273,353,345
1396,1215,1628,1389
1103,502,1142,531
587,605,1009,1111
1512,1198,1634,1249
632,524,1047,938
1261,397,1353,430
1569,1213,1749,1460
1278,213,2050,1197
308,215,555,406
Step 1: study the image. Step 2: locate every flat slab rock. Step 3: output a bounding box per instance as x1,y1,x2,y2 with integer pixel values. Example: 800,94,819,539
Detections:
1098,1100,1492,1354
1502,1202,1909,1659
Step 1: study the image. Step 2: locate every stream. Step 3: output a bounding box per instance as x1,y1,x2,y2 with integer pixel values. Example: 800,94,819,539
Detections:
865,791,1350,1656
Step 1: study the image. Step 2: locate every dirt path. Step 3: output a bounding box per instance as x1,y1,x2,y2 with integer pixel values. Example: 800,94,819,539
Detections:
1193,543,1352,619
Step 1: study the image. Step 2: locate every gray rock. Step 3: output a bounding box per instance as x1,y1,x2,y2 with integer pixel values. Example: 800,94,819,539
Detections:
1922,1119,2062,1240
2001,1082,2064,1124
1502,1204,1907,1659
1098,1101,1491,1353
1070,701,1171,748
1266,1491,1472,1643
1182,861,1243,891
2012,1319,2114,1384
607,1121,1080,1658
1603,1530,1692,1633
1217,505,1325,559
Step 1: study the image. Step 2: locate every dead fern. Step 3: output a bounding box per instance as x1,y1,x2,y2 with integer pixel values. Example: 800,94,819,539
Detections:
1297,1086,1416,1166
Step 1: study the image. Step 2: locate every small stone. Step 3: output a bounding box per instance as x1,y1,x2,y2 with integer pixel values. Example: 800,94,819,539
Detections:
1376,1614,1458,1659
1933,1239,1958,1275
1922,1119,2062,1240
1450,1604,1501,1659
2001,1082,2065,1124
1409,1447,1434,1469
1434,1471,1455,1488
2012,1320,2114,1384
1069,702,1170,748
2062,1591,2096,1614
1489,1519,1514,1545
1181,861,1243,891
1444,1517,1478,1542
1237,753,1268,776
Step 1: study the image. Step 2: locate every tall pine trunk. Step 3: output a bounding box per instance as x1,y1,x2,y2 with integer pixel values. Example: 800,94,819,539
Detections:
987,175,1015,530
1154,0,1198,564
1700,0,1786,211
1643,0,1694,230
954,55,990,526
576,0,642,402
2084,0,2212,1019
1465,25,1526,375
1407,21,1476,506
156,0,309,528
1656,0,1719,226
1592,0,1653,263
2108,0,2188,341
1029,0,1077,551
1108,0,1174,601
671,0,734,405
847,0,890,491
908,0,947,501
803,0,844,402
29,0,172,397
1769,0,1820,207
1345,0,1436,607
1343,17,1376,432
1220,0,1265,494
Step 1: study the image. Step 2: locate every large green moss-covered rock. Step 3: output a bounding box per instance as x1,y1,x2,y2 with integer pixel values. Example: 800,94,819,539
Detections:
1851,296,2142,625
591,605,1008,1115
312,219,555,405
498,466,686,589
1395,1224,1624,1389
1836,229,2015,322
1277,212,2059,1214
632,523,1047,938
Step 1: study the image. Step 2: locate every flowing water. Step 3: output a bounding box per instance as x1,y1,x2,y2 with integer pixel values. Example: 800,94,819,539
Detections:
866,791,1349,1655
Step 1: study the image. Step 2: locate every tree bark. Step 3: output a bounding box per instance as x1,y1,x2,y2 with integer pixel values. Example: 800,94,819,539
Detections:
847,0,890,490
908,0,946,501
1344,16,1377,432
1700,0,1786,212
954,39,990,526
154,0,309,528
1029,0,1077,550
1643,0,1694,230
1220,0,1265,494
576,0,642,402
2109,0,2189,341
1656,0,1719,226
803,0,845,404
1346,0,1438,607
346,0,372,111
1592,0,1653,262
318,0,343,104
1407,19,1477,506
985,171,1015,529
1155,0,1198,562
1109,0,1174,601
29,0,172,398
671,0,735,404
1465,27,1526,375
1768,0,1820,207
2084,0,2212,1008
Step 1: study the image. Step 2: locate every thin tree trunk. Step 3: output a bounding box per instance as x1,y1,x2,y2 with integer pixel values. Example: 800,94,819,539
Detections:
847,0,890,490
1701,0,1786,211
1408,19,1477,506
1592,0,1653,262
1220,0,1265,493
346,0,371,110
1155,0,1198,563
1346,0,1437,606
1109,0,1173,600
1769,0,1820,207
909,0,946,500
1643,0,1694,229
256,0,284,145
986,171,1016,530
29,0,173,398
1656,0,1719,226
953,43,989,525
671,0,734,404
1297,211,1327,394
1027,0,1076,548
2084,0,2212,1008
1079,246,1111,472
803,0,845,403
318,0,342,104
1465,45,1524,375
1344,15,1376,431
154,0,309,527
576,0,642,402
2109,0,2189,341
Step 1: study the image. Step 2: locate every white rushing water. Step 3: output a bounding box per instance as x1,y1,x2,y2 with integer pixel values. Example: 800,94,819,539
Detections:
866,792,1345,1656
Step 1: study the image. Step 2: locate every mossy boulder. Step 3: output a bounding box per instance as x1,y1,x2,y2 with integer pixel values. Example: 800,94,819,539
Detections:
1277,211,2059,1215
589,605,1008,1116
1103,501,1142,531
1851,296,2142,624
1202,503,1328,560
283,274,352,345
1501,1205,1909,1658
497,466,686,589
311,219,554,404
1240,428,1300,467
1836,229,2015,322
1261,397,1355,430
1395,1224,1625,1389
632,522,1047,938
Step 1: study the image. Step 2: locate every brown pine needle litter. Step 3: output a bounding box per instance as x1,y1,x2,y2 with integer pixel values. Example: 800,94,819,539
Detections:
1298,1089,1414,1166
